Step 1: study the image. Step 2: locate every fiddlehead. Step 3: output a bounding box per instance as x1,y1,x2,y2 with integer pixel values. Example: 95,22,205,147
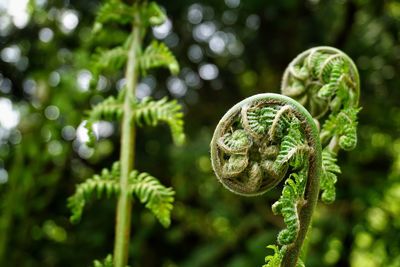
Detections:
281,46,360,204
210,93,321,266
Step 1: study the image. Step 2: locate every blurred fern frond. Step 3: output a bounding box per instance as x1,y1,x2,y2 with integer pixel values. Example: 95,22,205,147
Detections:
87,96,123,122
140,41,180,75
134,97,185,145
92,254,114,267
129,170,175,228
92,46,128,76
96,1,136,26
68,162,121,223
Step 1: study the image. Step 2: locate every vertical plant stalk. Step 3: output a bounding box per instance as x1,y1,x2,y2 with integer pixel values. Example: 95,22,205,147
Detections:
113,20,142,267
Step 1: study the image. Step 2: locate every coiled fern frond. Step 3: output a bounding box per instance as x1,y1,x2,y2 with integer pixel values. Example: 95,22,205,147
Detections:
68,162,121,223
129,171,175,228
211,93,321,266
282,46,360,204
135,97,185,145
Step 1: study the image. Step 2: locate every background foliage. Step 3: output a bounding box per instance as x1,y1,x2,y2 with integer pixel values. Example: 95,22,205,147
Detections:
1,0,400,266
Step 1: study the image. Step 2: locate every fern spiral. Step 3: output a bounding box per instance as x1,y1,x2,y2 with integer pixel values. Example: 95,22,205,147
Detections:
211,93,321,266
282,46,360,203
211,47,360,267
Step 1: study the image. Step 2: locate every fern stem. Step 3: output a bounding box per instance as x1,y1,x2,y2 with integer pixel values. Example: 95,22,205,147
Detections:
281,128,321,266
113,20,142,267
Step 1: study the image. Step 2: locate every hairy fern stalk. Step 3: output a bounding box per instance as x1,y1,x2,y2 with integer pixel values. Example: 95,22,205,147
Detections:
210,47,360,267
67,2,184,267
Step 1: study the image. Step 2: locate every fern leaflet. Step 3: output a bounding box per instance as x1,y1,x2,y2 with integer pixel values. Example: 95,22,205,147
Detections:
92,46,127,77
135,97,185,145
140,41,180,75
68,162,121,223
272,170,306,245
96,1,136,26
92,254,114,267
321,107,360,150
129,170,175,228
320,149,341,203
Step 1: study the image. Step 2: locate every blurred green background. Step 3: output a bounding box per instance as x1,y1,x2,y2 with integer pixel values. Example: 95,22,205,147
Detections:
1,0,400,266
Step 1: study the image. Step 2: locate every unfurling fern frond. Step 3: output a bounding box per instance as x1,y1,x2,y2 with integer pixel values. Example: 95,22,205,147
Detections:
92,46,128,76
321,107,360,150
217,129,252,154
129,171,175,227
140,41,179,75
272,170,306,245
273,118,309,172
134,97,185,145
320,149,341,203
68,162,121,223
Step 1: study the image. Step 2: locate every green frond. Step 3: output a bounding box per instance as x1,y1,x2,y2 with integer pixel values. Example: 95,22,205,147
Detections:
134,97,185,145
140,41,180,75
92,46,127,76
272,170,306,245
87,96,123,122
241,104,280,139
263,245,285,267
129,170,175,228
320,149,341,203
321,107,360,150
217,129,252,154
92,254,114,267
143,2,167,26
222,154,249,178
95,1,136,26
68,162,121,224
84,96,123,146
273,119,308,172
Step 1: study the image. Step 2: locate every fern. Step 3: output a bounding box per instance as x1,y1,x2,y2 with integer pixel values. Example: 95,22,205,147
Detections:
92,46,128,76
135,97,185,145
272,170,307,245
320,149,341,203
140,41,180,75
273,118,308,172
68,1,183,265
217,129,252,154
92,255,114,267
263,245,285,267
129,171,175,228
321,107,360,151
142,2,167,26
87,96,123,122
83,96,123,146
96,1,136,26
68,162,121,224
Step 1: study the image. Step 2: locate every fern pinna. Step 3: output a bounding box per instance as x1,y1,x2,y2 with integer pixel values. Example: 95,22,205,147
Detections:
210,47,360,267
67,1,184,267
